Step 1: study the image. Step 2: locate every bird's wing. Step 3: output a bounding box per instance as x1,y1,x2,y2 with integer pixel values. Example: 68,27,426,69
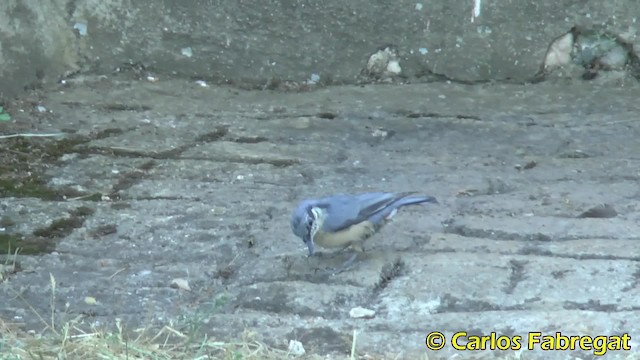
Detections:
321,192,416,232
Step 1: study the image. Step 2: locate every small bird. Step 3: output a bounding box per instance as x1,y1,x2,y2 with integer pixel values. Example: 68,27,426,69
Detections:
290,192,438,271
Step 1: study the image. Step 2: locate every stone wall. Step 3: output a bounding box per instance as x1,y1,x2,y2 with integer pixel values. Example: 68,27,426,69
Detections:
1,0,638,97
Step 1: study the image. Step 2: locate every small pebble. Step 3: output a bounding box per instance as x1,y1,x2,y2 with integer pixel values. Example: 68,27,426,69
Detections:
288,339,305,356
349,306,376,319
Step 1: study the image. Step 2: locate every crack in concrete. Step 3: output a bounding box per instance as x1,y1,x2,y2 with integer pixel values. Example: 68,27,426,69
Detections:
444,221,640,243
372,257,406,296
435,293,526,313
179,156,299,167
398,110,483,121
503,259,528,294
443,222,554,242
194,126,229,142
621,264,640,292
563,300,619,312
517,247,640,262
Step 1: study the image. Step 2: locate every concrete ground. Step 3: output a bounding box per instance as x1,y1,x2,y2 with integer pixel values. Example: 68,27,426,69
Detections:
1,75,640,359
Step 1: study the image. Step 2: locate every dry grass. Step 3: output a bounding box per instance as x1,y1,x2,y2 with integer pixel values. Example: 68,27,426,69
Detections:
3,259,636,360
0,272,334,360
0,317,327,360
3,313,638,360
0,265,346,360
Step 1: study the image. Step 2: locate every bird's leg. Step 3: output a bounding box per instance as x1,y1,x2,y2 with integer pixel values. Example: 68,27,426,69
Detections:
336,252,359,273
315,252,360,275
332,239,370,273
315,240,358,263
317,241,366,275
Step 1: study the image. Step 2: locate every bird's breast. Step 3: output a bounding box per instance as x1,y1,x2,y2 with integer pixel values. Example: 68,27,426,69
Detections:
313,220,377,250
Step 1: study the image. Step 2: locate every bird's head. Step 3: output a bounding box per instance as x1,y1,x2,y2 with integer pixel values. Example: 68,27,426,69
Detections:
291,203,326,256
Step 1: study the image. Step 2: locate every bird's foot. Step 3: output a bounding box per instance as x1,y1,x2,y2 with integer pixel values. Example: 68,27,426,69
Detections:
339,252,359,271
314,253,359,276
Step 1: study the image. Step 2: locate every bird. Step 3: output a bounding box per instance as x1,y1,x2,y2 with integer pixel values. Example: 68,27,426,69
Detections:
290,191,438,272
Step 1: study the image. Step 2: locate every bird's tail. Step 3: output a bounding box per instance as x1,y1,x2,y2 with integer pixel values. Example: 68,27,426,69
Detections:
365,192,437,225
393,192,439,207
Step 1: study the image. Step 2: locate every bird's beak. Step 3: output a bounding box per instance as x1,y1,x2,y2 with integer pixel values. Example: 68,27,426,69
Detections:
303,233,315,256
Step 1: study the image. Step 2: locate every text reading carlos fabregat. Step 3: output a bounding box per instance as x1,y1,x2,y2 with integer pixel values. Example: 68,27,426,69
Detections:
425,331,631,356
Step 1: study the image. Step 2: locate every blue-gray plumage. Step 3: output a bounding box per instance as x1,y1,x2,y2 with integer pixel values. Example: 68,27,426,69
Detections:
290,192,438,269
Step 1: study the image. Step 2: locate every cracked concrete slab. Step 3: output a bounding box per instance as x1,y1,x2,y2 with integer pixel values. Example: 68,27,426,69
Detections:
1,77,640,359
